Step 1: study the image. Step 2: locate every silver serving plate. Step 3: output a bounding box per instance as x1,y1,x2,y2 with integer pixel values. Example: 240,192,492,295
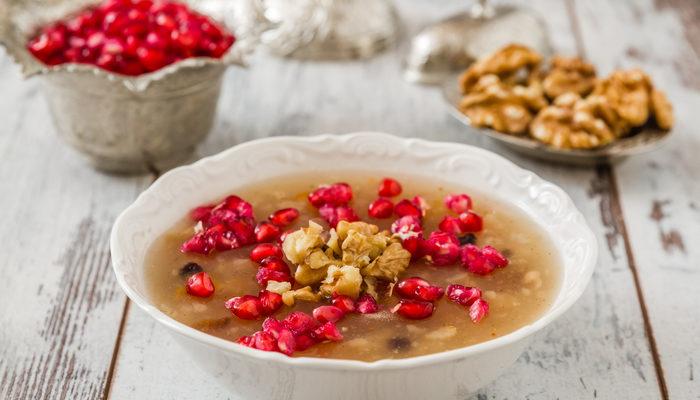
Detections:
442,75,673,166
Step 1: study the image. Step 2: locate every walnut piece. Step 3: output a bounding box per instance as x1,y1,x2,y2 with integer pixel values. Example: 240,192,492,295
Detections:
320,265,363,298
459,74,536,135
361,242,411,281
282,220,324,264
530,94,615,149
592,69,651,129
459,44,542,93
282,286,321,306
650,88,674,130
542,56,597,99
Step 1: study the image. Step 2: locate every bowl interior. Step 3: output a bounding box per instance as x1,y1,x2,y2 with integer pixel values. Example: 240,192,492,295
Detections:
111,132,597,367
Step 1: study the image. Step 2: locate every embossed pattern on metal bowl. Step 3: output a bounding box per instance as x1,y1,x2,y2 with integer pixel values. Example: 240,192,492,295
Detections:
442,75,673,166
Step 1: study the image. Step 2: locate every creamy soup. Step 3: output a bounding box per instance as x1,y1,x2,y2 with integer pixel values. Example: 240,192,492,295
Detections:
145,173,561,361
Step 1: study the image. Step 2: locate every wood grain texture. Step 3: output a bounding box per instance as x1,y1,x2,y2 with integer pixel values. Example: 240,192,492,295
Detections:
106,1,664,399
572,0,700,398
0,51,150,400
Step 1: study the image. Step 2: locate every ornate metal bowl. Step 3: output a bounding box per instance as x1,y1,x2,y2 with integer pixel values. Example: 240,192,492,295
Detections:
0,0,259,174
442,75,673,166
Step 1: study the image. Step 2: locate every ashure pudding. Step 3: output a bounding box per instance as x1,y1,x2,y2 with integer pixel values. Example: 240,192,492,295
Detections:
145,173,561,361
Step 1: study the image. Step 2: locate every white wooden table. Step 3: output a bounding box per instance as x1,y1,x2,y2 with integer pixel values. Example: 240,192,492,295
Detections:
1,0,698,398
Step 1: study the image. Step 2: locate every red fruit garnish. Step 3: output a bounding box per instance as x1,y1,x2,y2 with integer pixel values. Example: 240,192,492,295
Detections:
282,311,318,336
190,205,214,222
444,194,473,214
180,225,221,254
412,196,429,218
469,298,489,323
312,305,345,324
258,290,283,315
356,293,379,314
269,208,300,227
395,277,429,298
236,335,255,348
460,244,508,275
424,231,461,266
446,284,482,306
378,178,402,197
368,198,394,219
27,0,235,74
216,220,255,250
318,204,359,228
311,322,343,342
438,216,465,235
259,256,291,273
294,334,316,351
307,183,353,207
262,316,285,337
250,243,283,263
391,299,434,319
401,236,428,260
225,295,263,320
255,267,292,287
252,331,278,351
390,215,422,238
458,211,483,232
394,199,422,219
222,195,254,219
275,328,297,356
185,271,214,297
331,294,356,313
396,277,444,302
255,221,281,243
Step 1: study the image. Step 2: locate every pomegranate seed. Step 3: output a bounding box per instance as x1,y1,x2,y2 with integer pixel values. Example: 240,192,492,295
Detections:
331,294,356,313
269,208,300,227
311,322,343,342
396,277,444,302
180,226,220,254
294,334,316,351
307,183,353,207
262,316,285,337
259,257,290,273
460,244,508,275
395,277,430,298
136,46,167,71
482,245,509,268
438,216,465,235
469,298,489,323
275,328,297,356
378,178,402,197
368,198,394,219
258,290,283,315
446,284,482,306
394,199,422,219
190,205,213,222
392,299,434,319
444,194,473,214
401,236,428,259
312,305,345,324
390,215,422,238
318,204,359,228
236,335,255,348
282,311,318,336
250,243,283,263
356,293,379,314
225,295,263,320
425,231,461,266
222,195,254,219
255,221,281,243
252,331,278,351
458,211,483,232
185,271,214,297
256,267,291,287
412,196,429,217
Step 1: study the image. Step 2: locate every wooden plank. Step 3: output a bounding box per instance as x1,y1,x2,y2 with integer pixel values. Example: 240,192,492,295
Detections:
0,50,150,399
572,0,700,398
107,1,663,399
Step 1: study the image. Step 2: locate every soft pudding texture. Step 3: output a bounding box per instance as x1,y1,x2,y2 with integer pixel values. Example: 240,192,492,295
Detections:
145,173,561,361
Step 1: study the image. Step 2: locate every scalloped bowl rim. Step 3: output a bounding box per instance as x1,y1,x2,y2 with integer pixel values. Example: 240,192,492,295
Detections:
110,131,597,371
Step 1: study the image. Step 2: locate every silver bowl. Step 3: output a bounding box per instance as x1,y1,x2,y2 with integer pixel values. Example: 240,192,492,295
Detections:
442,75,673,166
0,0,258,174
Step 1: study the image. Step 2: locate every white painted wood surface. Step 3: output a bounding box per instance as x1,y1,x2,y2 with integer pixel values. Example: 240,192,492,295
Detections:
0,0,697,399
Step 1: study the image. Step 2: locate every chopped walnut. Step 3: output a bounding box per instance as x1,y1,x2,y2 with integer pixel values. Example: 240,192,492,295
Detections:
282,220,324,264
362,242,411,281
530,96,615,149
459,44,542,93
650,88,674,130
266,280,292,294
282,286,321,307
542,56,597,99
458,74,535,135
320,265,363,298
592,69,652,128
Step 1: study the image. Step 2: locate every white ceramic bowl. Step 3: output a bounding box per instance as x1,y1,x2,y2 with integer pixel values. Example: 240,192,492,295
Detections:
111,132,597,400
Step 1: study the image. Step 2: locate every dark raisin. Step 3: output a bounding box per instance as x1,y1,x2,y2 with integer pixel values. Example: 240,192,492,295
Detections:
458,233,477,246
388,336,411,352
179,262,203,277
